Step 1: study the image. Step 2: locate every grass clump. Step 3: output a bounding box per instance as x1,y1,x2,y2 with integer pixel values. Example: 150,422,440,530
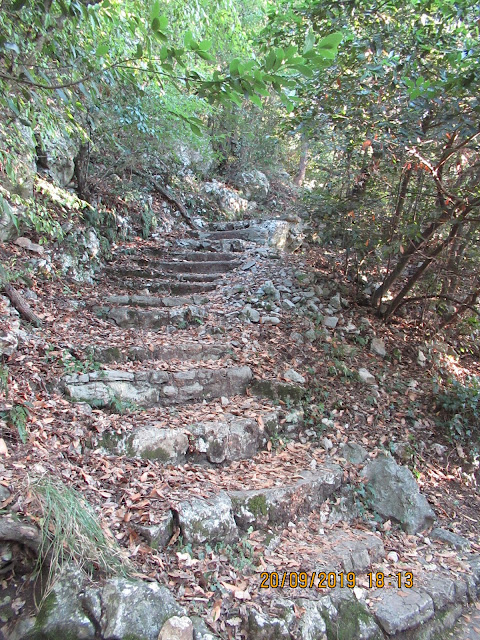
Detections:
31,477,130,589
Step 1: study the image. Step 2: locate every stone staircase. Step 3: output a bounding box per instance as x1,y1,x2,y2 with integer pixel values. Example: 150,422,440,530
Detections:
46,216,480,640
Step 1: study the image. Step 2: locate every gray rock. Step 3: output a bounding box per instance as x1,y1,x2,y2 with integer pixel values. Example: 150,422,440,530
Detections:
329,293,342,310
260,316,281,325
136,513,174,550
230,464,342,531
282,299,296,310
174,491,238,545
284,368,306,384
291,331,304,344
245,307,260,323
0,485,11,502
330,597,383,640
189,416,265,464
30,566,97,639
421,575,460,610
14,236,45,254
430,527,471,550
241,259,256,271
370,338,386,358
127,426,188,462
191,616,220,639
101,578,183,640
362,455,436,533
234,170,270,202
248,609,290,640
358,368,376,385
158,616,193,640
324,316,339,329
303,329,316,342
371,588,434,635
342,442,368,464
332,532,385,573
297,600,327,639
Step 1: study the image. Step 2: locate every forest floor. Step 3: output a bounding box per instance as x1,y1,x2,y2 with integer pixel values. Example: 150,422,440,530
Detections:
1,218,479,637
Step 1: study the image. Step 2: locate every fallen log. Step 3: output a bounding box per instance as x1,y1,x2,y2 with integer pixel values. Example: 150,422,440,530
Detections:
3,284,42,327
130,169,200,230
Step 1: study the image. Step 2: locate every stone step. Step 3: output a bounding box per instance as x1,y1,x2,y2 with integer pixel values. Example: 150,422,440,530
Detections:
100,409,281,464
128,259,241,274
169,462,343,545
63,364,253,408
101,294,208,308
105,266,223,281
93,340,231,364
120,280,219,295
92,304,208,330
142,250,239,262
176,237,251,253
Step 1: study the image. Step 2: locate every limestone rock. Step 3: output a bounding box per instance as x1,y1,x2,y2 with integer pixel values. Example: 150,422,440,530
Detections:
342,442,368,465
127,426,189,462
202,180,249,216
297,600,327,640
371,588,434,635
173,491,238,545
230,464,342,531
284,369,306,384
362,455,436,533
14,236,44,254
101,578,184,640
430,527,471,550
29,566,97,639
358,368,376,385
233,170,270,202
370,338,386,358
158,616,193,640
323,316,339,329
248,609,290,640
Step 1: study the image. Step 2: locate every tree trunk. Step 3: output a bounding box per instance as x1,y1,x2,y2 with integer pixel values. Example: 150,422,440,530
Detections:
293,135,309,187
74,142,90,201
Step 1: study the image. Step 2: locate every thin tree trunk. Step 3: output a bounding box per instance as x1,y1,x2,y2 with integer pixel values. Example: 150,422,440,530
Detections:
294,135,309,187
383,223,461,320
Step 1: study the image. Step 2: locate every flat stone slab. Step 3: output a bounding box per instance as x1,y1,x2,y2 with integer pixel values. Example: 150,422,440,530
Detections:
103,295,204,308
143,250,238,262
173,491,238,545
94,341,230,364
94,305,207,330
64,365,253,408
129,260,241,274
370,588,434,635
102,411,279,464
230,463,342,531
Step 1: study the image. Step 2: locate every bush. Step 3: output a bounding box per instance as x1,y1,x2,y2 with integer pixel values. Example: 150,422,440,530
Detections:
435,375,480,441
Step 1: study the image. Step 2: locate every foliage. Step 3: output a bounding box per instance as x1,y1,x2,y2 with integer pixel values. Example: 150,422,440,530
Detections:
1,403,29,443
435,374,480,442
31,476,129,590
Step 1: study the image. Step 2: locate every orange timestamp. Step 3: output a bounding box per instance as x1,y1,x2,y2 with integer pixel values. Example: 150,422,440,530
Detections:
260,571,414,590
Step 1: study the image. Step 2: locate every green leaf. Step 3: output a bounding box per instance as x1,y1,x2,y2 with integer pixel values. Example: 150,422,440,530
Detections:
135,43,143,59
265,49,276,71
197,50,214,61
150,0,161,21
96,44,109,57
317,32,343,51
229,58,240,76
226,91,243,107
249,94,263,108
303,30,315,54
292,64,313,78
315,48,337,60
198,39,212,52
189,122,202,136
184,30,194,48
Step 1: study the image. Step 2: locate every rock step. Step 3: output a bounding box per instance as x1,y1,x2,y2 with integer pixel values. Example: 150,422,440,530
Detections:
64,364,253,408
176,237,251,253
101,294,208,308
118,279,219,295
200,229,259,241
122,259,241,274
140,250,239,262
105,267,222,281
100,409,282,465
138,462,344,548
93,305,208,330
93,340,231,364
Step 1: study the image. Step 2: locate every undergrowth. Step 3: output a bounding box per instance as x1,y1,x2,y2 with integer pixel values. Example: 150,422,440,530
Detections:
31,477,130,593
435,374,480,447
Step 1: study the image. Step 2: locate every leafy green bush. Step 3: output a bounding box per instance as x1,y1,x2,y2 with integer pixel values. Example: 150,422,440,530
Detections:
435,375,480,441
